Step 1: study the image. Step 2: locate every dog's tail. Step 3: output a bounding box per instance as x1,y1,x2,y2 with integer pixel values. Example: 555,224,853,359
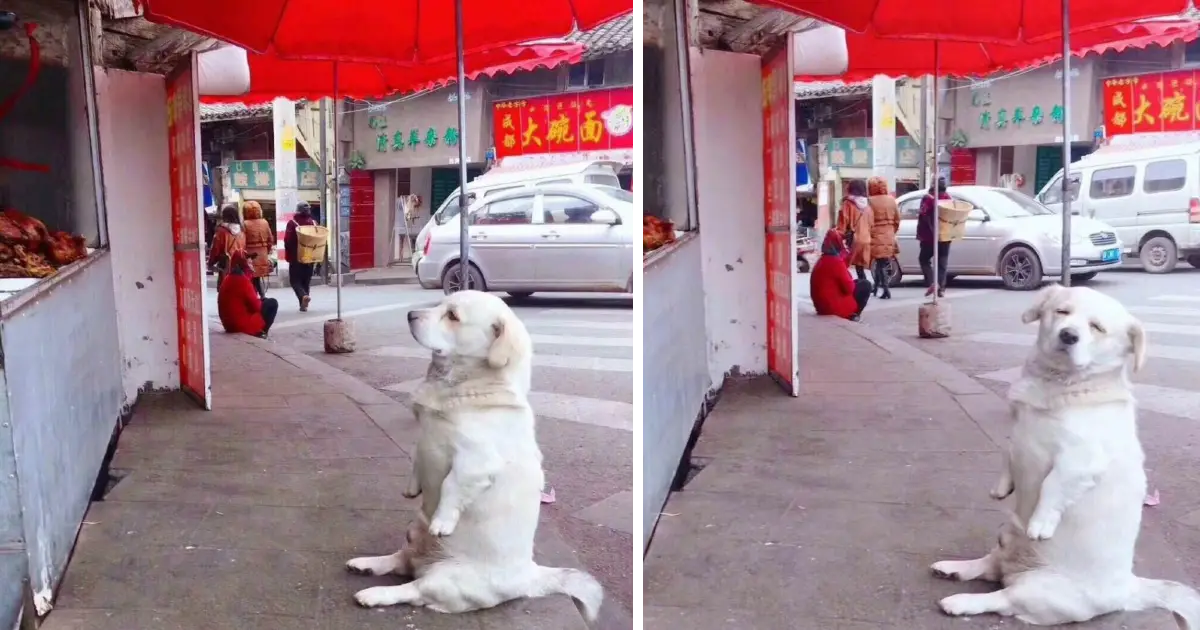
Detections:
522,565,603,622
1130,577,1200,630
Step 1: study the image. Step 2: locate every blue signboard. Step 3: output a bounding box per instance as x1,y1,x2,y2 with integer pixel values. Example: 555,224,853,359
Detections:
796,138,810,187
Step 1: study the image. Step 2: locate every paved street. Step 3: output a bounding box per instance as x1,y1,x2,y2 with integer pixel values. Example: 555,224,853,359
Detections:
216,284,635,627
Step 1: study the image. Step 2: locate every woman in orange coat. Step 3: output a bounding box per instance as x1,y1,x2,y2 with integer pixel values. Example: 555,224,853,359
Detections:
835,179,874,281
242,201,275,298
866,177,901,299
207,204,245,290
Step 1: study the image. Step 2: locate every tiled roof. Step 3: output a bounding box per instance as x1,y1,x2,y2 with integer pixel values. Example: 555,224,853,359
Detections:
568,13,633,61
199,102,273,122
793,80,872,100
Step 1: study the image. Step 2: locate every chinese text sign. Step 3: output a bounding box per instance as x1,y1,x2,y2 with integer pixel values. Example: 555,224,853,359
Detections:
166,56,210,409
492,87,633,159
762,42,798,396
1105,71,1200,136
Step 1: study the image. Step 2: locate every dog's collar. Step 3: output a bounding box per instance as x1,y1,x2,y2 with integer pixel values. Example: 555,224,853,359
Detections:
1009,359,1134,411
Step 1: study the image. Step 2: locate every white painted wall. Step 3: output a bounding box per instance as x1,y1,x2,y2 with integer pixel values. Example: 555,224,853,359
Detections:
373,170,394,267
410,167,433,226
691,49,768,386
1011,145,1037,196
94,69,180,405
642,235,710,550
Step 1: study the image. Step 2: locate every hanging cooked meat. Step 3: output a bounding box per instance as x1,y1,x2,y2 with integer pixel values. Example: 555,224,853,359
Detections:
0,209,87,278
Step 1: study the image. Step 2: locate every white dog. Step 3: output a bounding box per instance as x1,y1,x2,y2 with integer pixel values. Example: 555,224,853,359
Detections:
932,284,1200,628
345,290,602,620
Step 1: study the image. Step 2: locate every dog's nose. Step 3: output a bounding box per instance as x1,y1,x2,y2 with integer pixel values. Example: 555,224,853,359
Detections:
407,311,418,323
1058,328,1080,346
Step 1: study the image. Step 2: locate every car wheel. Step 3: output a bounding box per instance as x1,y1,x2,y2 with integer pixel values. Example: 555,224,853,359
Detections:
885,257,903,287
1073,271,1098,283
442,262,485,294
507,292,534,300
999,246,1043,291
1188,254,1200,269
1139,236,1178,273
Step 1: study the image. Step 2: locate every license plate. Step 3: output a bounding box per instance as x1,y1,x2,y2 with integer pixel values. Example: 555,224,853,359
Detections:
1102,248,1121,263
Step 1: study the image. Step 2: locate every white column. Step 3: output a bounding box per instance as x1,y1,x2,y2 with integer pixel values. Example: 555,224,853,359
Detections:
273,97,298,268
871,75,897,191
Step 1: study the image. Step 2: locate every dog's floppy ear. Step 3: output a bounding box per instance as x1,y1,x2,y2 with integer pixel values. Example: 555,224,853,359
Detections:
1021,284,1064,324
1128,319,1147,373
487,310,531,369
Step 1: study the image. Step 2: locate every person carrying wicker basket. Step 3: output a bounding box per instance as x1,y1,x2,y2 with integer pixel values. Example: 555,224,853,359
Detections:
284,202,318,312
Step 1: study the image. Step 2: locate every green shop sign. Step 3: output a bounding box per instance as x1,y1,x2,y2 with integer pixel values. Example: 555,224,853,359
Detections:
827,136,921,169
368,115,459,153
230,159,322,190
979,105,1064,131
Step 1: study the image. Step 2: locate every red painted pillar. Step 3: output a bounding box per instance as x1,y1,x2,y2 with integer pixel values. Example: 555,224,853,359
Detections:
348,171,375,269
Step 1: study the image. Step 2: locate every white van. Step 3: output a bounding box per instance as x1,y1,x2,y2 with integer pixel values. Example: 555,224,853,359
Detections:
411,160,623,267
1036,142,1200,273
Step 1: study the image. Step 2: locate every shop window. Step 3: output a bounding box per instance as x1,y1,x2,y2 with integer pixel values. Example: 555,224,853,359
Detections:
567,60,606,89
642,0,697,234
1089,166,1136,200
1185,39,1200,66
0,3,104,282
1143,159,1187,193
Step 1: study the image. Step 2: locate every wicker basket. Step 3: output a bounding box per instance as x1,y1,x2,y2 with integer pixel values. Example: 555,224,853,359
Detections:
937,199,972,242
296,225,330,264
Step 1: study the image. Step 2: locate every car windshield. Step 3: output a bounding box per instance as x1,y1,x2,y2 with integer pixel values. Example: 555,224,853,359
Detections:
593,185,633,203
962,189,1055,218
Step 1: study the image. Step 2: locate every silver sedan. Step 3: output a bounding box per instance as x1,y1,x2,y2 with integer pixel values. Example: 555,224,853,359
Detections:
415,184,635,297
884,186,1124,290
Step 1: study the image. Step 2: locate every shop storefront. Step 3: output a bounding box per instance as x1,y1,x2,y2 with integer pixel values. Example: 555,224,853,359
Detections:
0,3,123,622
347,86,488,269
948,62,1101,196
491,86,634,182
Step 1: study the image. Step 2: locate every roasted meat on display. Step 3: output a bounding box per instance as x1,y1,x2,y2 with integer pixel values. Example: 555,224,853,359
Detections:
643,215,676,253
0,210,88,278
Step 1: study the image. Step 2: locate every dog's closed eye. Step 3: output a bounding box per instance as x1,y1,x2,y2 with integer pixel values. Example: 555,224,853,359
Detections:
1090,321,1106,334
1055,308,1072,316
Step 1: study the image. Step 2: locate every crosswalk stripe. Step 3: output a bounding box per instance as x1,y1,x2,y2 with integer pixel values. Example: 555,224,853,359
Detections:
1149,295,1200,304
964,331,1200,364
523,319,632,331
1130,305,1200,317
366,345,633,372
529,333,631,348
383,378,632,431
977,366,1200,421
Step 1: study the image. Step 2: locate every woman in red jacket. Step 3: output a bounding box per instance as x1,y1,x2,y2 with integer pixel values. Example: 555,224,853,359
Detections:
810,230,872,321
218,251,279,338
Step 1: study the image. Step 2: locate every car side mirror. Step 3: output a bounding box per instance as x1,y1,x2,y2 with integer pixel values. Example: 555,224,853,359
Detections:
593,209,621,225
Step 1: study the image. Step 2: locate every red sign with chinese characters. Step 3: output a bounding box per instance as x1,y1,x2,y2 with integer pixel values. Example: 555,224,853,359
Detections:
492,87,633,159
166,54,212,409
762,41,799,397
1104,70,1200,136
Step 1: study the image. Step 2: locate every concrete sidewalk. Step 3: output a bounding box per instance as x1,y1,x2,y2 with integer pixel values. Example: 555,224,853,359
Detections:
644,315,1188,629
43,332,592,630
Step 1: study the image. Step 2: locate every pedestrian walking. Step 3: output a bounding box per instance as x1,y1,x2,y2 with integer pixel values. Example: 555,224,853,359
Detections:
836,179,873,282
207,204,245,290
284,201,317,312
241,201,274,299
917,177,952,297
866,177,901,300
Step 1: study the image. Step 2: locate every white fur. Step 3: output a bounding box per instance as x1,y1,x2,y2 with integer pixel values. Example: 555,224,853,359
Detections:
345,291,602,620
932,285,1200,628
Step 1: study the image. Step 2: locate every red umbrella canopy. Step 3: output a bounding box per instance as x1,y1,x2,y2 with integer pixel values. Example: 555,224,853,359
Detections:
797,20,1200,81
139,0,631,63
200,43,585,104
755,0,1193,43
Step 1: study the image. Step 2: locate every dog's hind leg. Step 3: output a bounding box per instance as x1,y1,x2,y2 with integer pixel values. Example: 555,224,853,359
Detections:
346,521,428,577
354,583,425,609
932,550,1001,583
939,590,1016,618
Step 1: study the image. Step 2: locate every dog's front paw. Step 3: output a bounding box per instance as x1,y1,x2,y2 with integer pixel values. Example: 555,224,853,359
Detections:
428,510,460,537
939,593,983,617
1025,511,1061,540
355,586,401,608
345,555,394,576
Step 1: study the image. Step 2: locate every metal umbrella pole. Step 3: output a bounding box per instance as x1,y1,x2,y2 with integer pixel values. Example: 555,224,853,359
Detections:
333,61,343,318
454,0,472,290
931,41,941,305
1059,0,1074,287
